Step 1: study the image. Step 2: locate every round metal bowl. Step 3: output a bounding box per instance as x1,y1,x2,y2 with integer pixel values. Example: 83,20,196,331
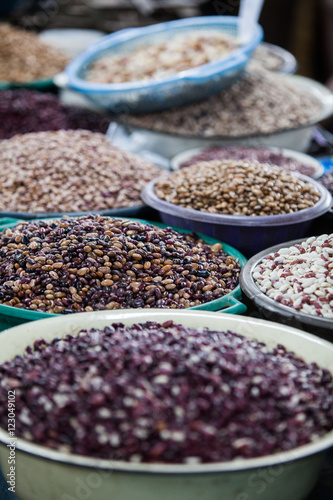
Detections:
120,75,333,156
0,309,332,500
170,145,324,178
240,238,333,341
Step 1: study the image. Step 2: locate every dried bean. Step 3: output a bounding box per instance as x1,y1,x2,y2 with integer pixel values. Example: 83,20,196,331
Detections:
0,322,331,463
179,146,318,178
0,23,68,83
253,234,333,318
250,44,285,72
318,172,333,196
87,31,239,84
155,160,321,216
0,215,240,312
0,89,111,140
126,70,322,137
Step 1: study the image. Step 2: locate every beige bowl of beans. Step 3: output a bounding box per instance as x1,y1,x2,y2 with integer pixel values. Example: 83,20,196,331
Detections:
122,73,333,156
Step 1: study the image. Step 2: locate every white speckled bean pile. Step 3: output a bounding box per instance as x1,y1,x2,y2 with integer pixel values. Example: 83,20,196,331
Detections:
86,31,240,84
253,234,333,318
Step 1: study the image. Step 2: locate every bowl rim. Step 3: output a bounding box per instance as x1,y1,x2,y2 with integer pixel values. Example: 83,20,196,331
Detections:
0,309,333,474
240,237,333,330
170,145,324,179
141,175,333,227
65,16,263,93
121,75,333,140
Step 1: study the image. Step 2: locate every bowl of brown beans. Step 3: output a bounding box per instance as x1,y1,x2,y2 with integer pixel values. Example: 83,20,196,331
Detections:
250,42,298,74
0,309,332,500
0,215,247,331
240,234,333,340
142,159,332,257
0,24,69,90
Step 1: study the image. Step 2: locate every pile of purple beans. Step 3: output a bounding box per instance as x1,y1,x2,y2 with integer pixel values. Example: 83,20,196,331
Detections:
0,321,332,463
179,146,318,177
0,215,240,313
0,89,110,139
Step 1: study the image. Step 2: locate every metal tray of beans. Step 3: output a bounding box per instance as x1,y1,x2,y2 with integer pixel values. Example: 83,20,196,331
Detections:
0,217,247,332
240,236,333,341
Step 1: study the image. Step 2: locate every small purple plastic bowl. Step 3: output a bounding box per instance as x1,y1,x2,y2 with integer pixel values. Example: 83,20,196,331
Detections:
142,177,332,257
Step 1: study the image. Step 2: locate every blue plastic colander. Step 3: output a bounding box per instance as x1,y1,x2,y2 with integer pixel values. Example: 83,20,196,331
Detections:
63,16,263,114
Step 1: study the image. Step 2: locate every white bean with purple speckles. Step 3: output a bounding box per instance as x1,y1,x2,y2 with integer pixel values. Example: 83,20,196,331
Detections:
253,234,333,318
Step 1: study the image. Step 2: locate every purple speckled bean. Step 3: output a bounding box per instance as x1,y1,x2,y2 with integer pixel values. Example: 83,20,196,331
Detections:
0,90,110,140
0,321,331,463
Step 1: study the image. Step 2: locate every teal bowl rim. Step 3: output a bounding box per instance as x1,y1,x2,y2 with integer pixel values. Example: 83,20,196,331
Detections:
0,76,55,90
0,216,247,321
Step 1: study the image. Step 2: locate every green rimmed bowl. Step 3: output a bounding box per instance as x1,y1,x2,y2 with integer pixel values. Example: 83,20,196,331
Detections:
0,216,247,331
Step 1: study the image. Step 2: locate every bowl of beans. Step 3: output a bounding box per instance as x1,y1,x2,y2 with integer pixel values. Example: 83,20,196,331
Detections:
0,24,69,89
318,166,333,206
240,234,333,340
63,16,263,113
122,71,333,155
142,159,332,257
0,129,163,219
0,309,332,500
171,145,324,179
0,215,247,331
